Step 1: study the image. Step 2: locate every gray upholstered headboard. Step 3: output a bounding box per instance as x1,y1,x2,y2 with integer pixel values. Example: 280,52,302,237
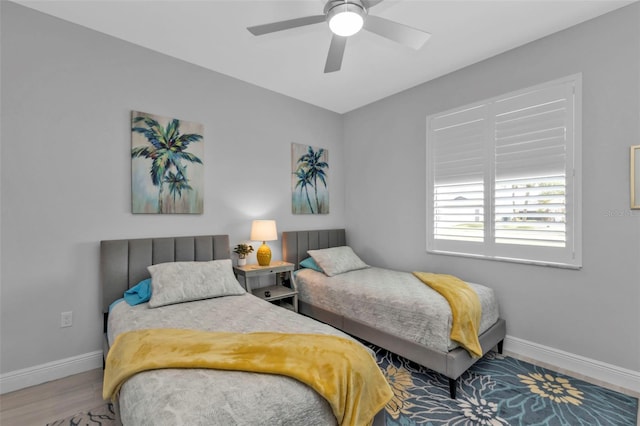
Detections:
100,235,230,314
282,229,346,269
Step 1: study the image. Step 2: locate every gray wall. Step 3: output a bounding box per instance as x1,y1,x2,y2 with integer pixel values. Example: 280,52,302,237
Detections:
344,3,640,371
0,2,345,374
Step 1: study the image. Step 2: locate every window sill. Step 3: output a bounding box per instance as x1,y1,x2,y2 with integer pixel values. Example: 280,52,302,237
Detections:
427,249,582,270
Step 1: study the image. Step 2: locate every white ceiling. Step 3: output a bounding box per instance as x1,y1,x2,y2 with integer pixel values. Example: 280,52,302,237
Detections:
15,0,636,113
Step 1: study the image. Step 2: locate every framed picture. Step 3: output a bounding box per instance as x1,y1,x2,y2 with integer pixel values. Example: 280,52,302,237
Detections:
131,111,204,214
632,145,640,209
291,143,329,214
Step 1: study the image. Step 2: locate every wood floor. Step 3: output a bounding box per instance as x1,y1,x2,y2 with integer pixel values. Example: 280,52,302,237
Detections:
1,356,638,425
0,368,110,425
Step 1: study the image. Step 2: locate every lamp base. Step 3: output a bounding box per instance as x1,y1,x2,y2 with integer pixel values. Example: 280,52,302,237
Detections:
256,242,272,266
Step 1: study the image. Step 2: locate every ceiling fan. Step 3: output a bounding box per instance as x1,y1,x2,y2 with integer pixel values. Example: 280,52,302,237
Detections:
247,0,431,73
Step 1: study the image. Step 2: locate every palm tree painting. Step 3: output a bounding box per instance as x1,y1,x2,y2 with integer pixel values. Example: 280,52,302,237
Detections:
131,111,204,214
291,143,329,214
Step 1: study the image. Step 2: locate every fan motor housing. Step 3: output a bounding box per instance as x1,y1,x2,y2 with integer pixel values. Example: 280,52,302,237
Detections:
324,0,367,16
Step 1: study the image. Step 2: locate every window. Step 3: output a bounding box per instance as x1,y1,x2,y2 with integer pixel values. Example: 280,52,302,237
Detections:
426,75,581,268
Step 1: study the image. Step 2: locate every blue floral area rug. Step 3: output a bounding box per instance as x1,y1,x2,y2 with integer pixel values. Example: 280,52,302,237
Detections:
372,346,638,426
46,403,119,426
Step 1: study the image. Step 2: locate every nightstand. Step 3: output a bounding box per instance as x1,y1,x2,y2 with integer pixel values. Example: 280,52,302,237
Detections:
233,261,298,312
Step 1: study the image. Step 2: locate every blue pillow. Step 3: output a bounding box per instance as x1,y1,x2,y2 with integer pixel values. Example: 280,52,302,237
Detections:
124,278,152,306
299,257,324,273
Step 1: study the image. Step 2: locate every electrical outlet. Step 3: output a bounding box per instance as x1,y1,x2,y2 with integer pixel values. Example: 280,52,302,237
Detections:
61,311,73,328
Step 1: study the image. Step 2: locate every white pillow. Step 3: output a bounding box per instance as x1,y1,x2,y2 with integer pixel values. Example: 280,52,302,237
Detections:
148,259,245,308
307,246,369,277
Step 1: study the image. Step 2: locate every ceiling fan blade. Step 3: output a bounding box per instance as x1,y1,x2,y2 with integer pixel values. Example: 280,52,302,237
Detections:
247,15,326,36
364,0,385,8
364,15,431,50
324,35,348,73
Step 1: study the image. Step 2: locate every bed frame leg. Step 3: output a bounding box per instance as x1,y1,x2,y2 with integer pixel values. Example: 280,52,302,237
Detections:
497,340,504,354
449,378,457,399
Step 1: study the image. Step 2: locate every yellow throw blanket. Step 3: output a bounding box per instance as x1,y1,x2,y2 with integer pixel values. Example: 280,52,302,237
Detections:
103,329,393,426
412,272,483,358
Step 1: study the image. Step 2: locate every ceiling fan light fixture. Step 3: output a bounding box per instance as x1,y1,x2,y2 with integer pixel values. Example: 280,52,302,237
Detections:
327,2,366,37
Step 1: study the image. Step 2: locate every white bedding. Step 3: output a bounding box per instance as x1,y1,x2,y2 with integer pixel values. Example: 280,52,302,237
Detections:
108,294,359,425
294,267,500,353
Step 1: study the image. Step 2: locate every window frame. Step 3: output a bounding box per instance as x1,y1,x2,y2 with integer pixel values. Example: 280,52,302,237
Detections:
426,74,582,269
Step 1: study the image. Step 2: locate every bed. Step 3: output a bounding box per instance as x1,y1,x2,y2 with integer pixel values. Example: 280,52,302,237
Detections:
101,235,390,425
282,229,507,399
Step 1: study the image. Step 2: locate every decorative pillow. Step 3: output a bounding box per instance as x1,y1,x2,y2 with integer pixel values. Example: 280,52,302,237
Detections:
148,259,245,308
299,257,324,273
307,246,369,277
124,278,152,306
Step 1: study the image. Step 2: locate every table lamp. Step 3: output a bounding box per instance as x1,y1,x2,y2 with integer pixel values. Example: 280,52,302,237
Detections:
250,220,278,266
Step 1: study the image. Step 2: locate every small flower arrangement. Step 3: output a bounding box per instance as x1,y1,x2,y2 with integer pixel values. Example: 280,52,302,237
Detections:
233,243,254,259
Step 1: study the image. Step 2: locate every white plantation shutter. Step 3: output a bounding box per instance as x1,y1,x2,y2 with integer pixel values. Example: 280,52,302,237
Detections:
431,105,487,243
426,75,581,268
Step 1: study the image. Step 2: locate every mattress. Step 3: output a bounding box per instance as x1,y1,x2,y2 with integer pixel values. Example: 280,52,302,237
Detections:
108,293,359,425
294,267,500,353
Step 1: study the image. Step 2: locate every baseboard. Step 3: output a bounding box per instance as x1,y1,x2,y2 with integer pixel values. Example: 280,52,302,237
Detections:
0,350,103,394
504,335,640,394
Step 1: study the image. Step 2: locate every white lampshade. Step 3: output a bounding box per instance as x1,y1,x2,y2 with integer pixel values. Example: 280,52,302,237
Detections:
327,3,365,37
250,220,278,242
